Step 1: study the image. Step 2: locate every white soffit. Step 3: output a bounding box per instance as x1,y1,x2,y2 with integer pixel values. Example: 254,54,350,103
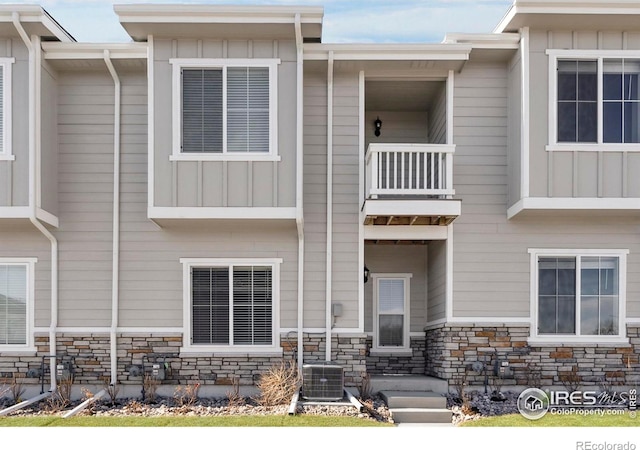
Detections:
113,4,323,41
0,6,75,42
495,1,640,33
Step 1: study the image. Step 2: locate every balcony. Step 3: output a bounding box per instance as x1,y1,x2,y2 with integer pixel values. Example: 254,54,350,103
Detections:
363,143,460,226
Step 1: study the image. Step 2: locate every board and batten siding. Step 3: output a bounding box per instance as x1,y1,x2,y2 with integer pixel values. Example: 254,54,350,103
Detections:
302,63,328,329
0,38,29,208
529,29,640,198
152,38,297,209
452,60,640,319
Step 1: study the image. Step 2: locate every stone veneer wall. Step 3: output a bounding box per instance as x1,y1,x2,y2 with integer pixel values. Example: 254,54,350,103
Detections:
0,332,368,388
365,336,427,375
426,324,640,388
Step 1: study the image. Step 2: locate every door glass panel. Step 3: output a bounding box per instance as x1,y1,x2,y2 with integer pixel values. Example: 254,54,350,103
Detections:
379,315,403,347
377,278,405,347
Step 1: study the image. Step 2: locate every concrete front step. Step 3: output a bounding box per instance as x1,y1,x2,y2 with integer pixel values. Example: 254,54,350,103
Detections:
389,407,453,424
370,375,449,394
380,390,452,425
380,391,447,409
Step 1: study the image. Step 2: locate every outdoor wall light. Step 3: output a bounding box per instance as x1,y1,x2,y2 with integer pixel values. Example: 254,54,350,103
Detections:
374,117,382,137
364,265,370,283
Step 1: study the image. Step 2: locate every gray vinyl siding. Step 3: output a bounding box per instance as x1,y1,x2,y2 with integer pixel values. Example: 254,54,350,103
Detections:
54,64,299,328
0,39,29,208
452,60,640,319
428,83,447,145
41,62,58,217
121,68,300,328
330,68,360,329
118,222,299,328
302,63,327,329
152,38,297,209
507,47,522,207
56,71,121,327
427,240,446,322
452,60,525,317
364,244,428,332
528,29,640,198
364,111,429,146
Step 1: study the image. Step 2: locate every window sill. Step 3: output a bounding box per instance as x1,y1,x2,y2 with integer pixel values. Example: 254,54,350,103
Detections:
179,346,283,357
546,143,640,152
528,337,630,347
170,153,281,162
0,347,37,356
0,154,15,161
369,348,414,357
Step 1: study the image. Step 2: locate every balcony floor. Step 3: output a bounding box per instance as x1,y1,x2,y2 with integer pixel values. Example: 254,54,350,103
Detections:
362,198,461,226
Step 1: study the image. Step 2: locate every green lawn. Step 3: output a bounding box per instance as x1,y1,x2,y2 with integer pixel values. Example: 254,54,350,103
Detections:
0,415,393,427
461,413,640,427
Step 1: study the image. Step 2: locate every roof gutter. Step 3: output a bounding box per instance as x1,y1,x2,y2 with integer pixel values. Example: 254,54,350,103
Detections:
13,12,58,392
103,50,121,387
294,13,305,372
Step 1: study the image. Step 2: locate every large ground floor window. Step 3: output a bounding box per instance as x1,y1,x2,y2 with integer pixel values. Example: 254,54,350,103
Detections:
180,258,281,353
529,249,627,343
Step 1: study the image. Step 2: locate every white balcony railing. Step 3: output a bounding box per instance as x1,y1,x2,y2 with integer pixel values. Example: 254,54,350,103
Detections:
365,143,455,199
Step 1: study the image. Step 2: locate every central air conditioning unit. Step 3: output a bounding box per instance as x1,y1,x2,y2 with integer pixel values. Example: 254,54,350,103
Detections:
301,361,344,401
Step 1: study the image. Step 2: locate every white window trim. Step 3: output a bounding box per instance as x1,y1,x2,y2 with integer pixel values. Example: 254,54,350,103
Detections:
528,248,628,345
0,257,37,353
546,49,640,152
372,273,412,353
179,257,282,354
170,58,281,162
0,58,15,161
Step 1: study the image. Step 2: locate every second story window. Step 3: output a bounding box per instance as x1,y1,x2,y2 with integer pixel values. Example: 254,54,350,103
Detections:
171,59,279,161
550,52,640,148
557,60,597,143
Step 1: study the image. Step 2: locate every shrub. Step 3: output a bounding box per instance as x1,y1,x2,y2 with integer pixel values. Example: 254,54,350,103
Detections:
101,377,120,405
255,360,301,407
142,374,159,403
45,375,74,412
174,383,200,407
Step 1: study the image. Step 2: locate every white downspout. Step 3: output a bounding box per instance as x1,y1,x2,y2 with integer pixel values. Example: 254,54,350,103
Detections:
13,12,58,392
103,50,121,386
325,51,334,362
294,14,305,372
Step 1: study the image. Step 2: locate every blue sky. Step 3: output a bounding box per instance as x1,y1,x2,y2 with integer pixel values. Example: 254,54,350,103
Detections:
10,0,514,43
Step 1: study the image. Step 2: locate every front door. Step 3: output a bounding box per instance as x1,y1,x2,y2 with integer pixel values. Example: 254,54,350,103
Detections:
373,274,411,351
